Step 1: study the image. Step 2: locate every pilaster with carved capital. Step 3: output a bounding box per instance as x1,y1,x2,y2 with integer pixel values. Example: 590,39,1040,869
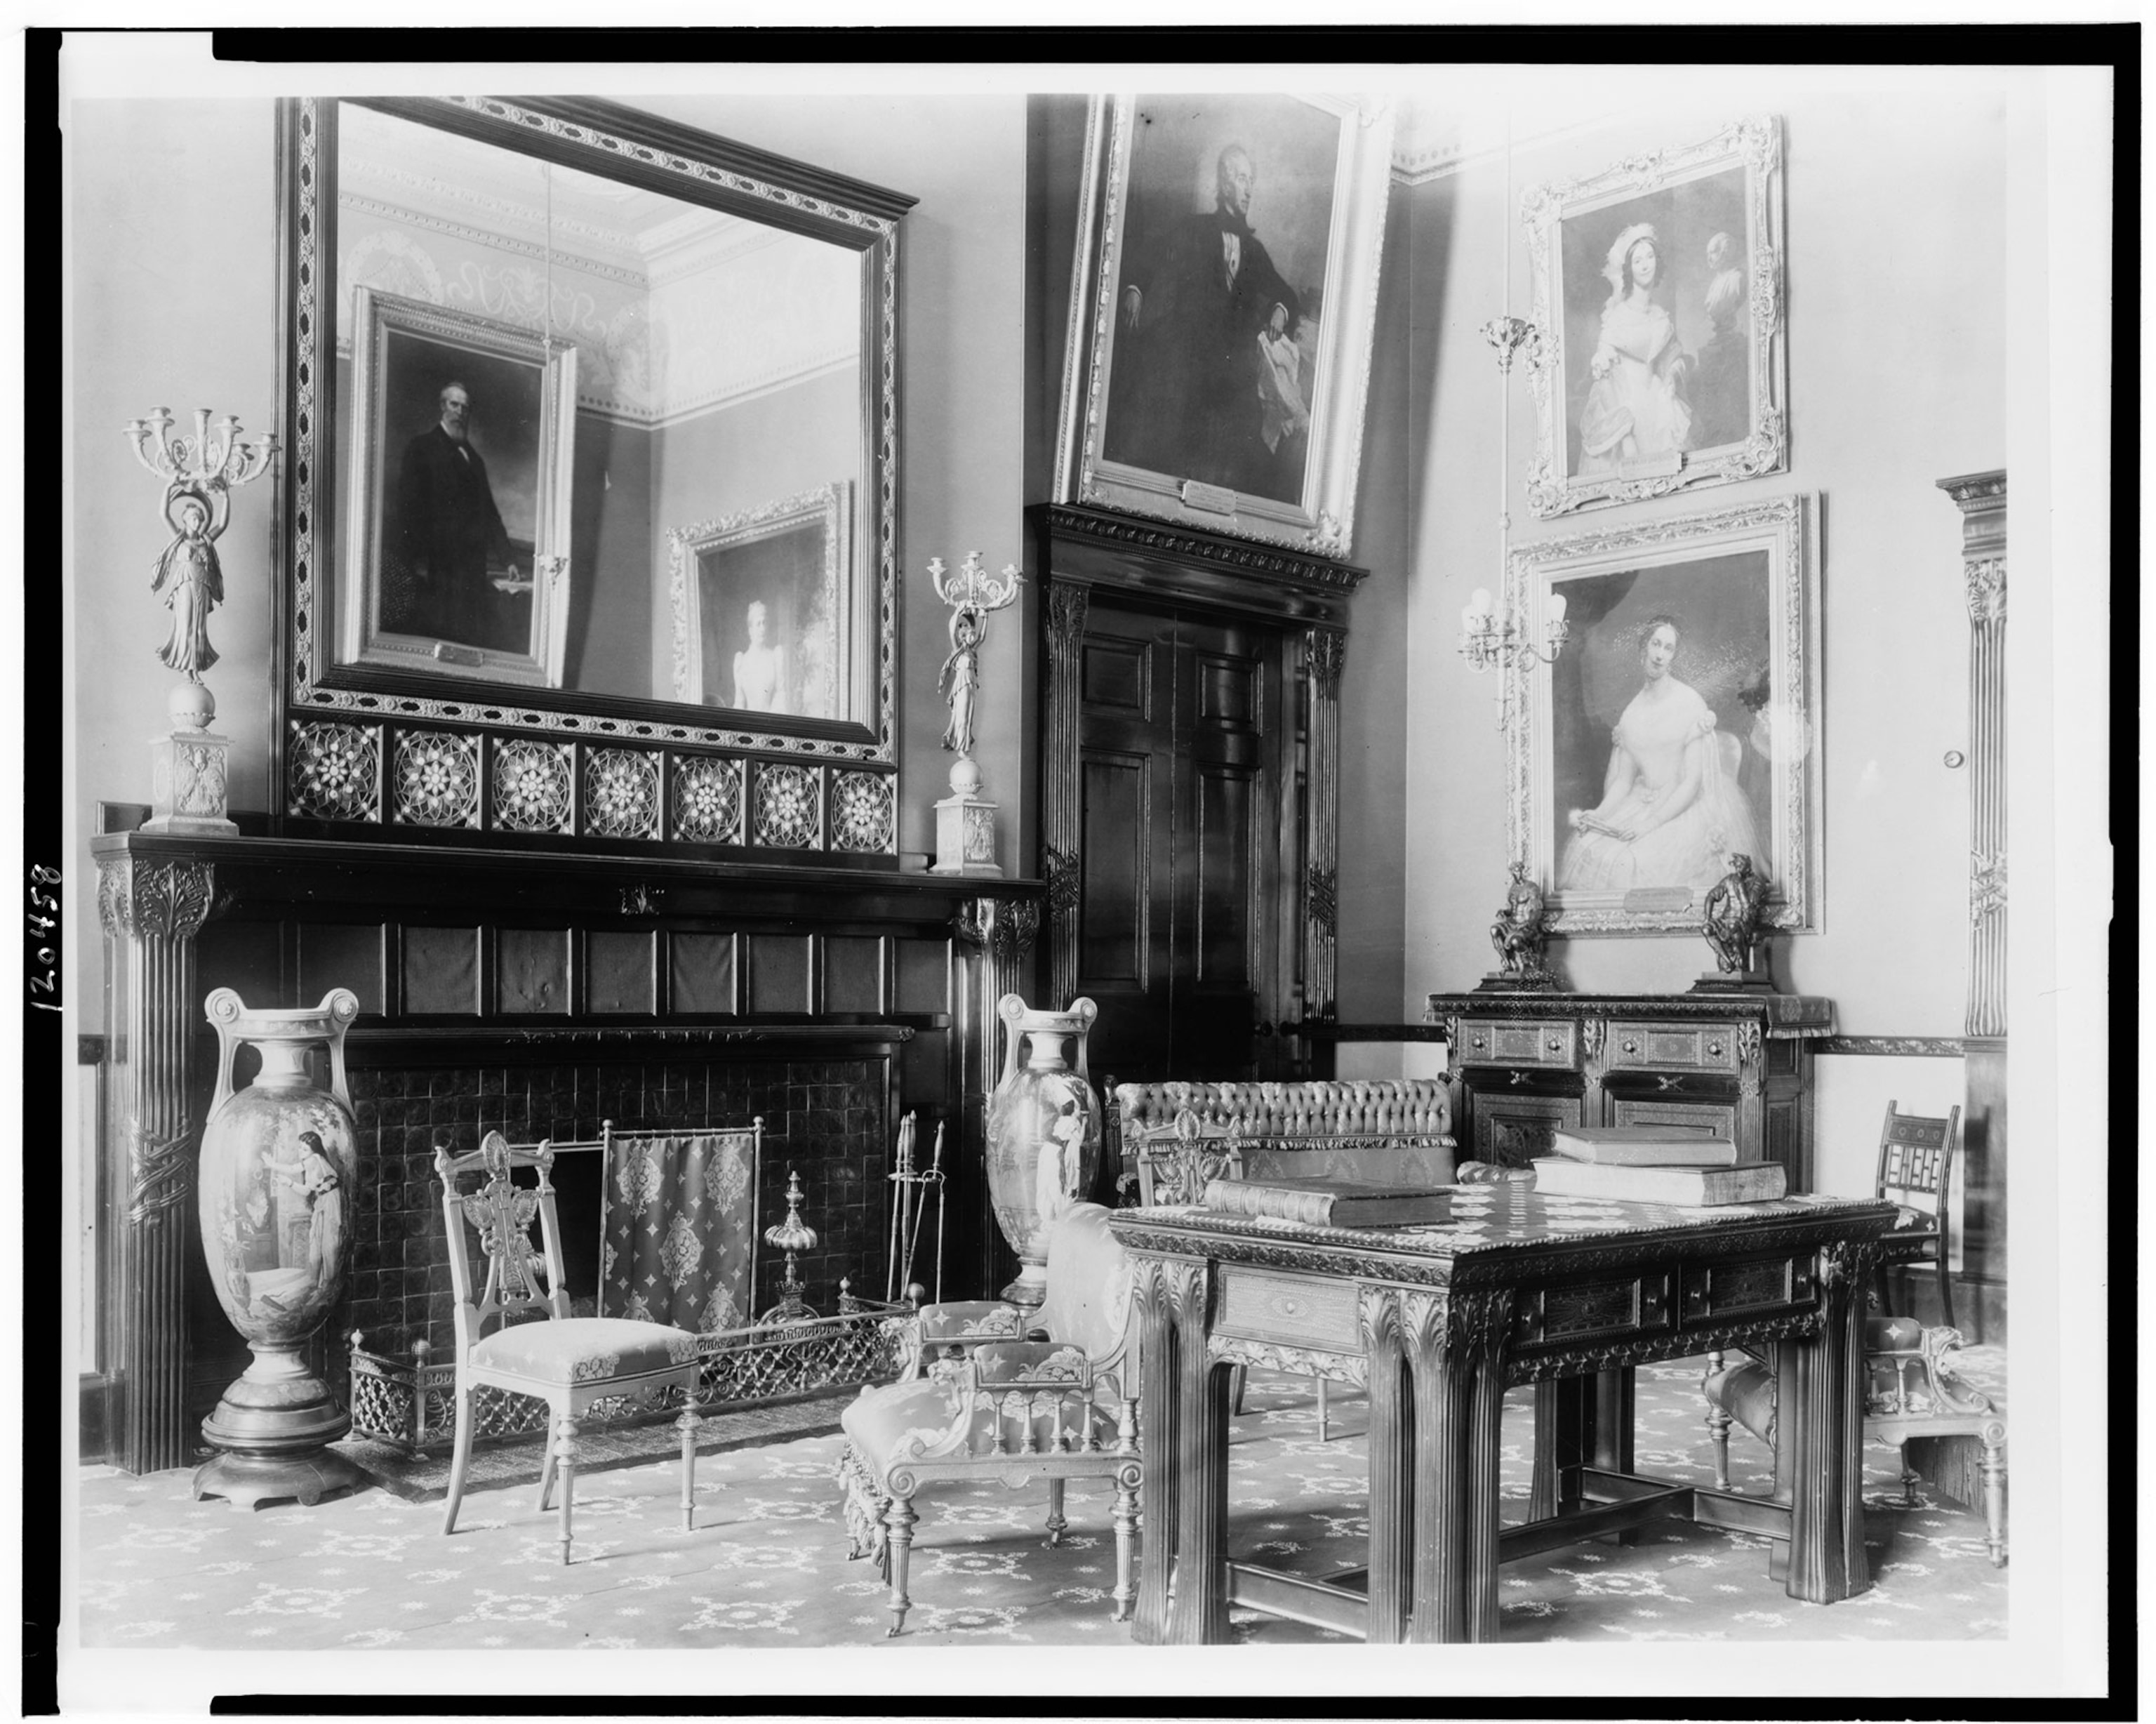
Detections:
94,853,217,1474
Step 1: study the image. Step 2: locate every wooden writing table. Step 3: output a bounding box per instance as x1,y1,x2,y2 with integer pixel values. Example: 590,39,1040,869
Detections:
1108,1184,1897,1643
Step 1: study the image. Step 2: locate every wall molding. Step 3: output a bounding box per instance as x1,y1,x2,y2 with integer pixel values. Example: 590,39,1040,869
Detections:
1814,1036,1967,1059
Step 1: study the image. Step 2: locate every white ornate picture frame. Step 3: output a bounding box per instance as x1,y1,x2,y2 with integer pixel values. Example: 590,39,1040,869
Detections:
340,286,578,687
1056,93,1395,557
1522,115,1787,519
1509,493,1820,936
667,481,854,720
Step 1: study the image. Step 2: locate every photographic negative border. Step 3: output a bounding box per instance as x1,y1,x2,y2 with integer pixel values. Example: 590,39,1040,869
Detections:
1508,491,1821,936
1522,114,1788,519
1056,92,1396,559
340,286,578,689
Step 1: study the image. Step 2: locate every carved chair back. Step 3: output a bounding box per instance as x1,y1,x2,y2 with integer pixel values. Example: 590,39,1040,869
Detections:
1873,1101,1962,1232
1131,1109,1244,1209
434,1130,572,1356
1034,1201,1136,1381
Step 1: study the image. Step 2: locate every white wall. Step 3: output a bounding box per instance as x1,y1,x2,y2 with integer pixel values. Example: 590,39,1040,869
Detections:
1378,83,2008,1034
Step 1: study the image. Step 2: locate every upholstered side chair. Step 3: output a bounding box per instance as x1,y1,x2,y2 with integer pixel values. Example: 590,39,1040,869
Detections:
1701,1315,2006,1567
435,1131,705,1565
835,1200,1141,1636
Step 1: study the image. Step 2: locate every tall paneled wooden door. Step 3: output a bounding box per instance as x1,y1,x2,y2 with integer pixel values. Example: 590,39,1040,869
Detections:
1072,602,1289,1085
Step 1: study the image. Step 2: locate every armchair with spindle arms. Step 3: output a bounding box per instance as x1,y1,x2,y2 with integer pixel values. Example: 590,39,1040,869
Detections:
834,1200,1141,1637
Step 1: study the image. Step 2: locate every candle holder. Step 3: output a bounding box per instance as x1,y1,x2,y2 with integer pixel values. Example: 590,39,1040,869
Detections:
123,406,278,833
926,552,1023,876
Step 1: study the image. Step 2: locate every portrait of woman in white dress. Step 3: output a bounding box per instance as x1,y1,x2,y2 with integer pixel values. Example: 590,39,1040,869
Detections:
1576,222,1693,476
731,599,790,714
1559,614,1761,896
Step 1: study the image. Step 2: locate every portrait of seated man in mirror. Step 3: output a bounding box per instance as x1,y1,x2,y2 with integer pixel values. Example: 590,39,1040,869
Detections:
382,375,534,654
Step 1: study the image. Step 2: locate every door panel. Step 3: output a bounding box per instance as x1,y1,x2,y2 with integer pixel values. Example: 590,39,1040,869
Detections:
1078,751,1151,989
1074,602,1282,1084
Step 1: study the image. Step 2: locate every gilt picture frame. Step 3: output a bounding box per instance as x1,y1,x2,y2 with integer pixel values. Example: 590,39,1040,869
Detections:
667,481,855,720
1056,92,1396,558
1522,114,1787,519
340,286,578,687
1508,492,1820,936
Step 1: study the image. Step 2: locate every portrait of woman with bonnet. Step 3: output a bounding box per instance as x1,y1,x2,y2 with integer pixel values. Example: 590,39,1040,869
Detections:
1576,222,1694,474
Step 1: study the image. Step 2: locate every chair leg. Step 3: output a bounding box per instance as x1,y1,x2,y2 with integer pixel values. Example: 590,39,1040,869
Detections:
884,1494,917,1636
1936,1250,1957,1334
536,1437,557,1513
1702,1351,1734,1492
677,1404,700,1534
1979,1421,2008,1567
441,1383,476,1536
1044,1477,1067,1547
1111,1457,1140,1623
553,1412,578,1566
1317,1376,1330,1443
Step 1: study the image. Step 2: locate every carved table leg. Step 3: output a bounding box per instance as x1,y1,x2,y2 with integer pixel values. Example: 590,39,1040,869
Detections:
1785,1245,1872,1603
1164,1262,1230,1646
1591,1367,1637,1545
1131,1259,1178,1644
1530,1376,1590,1521
1360,1292,1411,1644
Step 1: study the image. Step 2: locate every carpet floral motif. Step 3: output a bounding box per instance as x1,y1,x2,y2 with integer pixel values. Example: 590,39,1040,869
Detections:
76,1355,2006,1652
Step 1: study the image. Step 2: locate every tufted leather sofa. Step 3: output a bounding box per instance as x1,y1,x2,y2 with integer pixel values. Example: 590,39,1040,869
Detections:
1107,1078,1456,1200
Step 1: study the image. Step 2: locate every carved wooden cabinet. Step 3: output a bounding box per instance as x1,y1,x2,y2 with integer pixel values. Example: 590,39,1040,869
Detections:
1422,991,1835,1191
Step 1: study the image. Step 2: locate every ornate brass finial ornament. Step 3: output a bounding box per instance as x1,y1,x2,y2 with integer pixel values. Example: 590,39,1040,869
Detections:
926,552,1023,877
124,405,278,834
759,1165,821,1326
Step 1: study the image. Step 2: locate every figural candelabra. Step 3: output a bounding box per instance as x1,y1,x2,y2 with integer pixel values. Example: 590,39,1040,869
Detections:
124,406,278,833
927,552,1023,876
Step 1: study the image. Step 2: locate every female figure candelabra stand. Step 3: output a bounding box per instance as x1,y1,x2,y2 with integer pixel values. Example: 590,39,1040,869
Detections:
926,552,1023,876
124,406,277,834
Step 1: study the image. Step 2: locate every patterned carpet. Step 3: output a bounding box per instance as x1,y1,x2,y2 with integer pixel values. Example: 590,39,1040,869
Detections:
74,1350,2006,1651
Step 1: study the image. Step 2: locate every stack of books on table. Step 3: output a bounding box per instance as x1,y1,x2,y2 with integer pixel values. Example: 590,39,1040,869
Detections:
1200,1176,1453,1228
1529,1126,1785,1205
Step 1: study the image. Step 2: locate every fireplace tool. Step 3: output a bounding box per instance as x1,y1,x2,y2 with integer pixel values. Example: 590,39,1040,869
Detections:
885,1113,946,1306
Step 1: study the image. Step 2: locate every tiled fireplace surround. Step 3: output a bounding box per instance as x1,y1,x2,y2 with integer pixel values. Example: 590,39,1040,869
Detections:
340,1054,891,1378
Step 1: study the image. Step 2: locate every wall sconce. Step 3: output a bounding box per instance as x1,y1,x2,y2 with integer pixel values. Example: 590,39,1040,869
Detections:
1459,584,1567,675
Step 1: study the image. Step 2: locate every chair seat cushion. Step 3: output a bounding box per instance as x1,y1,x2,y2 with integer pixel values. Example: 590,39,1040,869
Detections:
472,1316,701,1384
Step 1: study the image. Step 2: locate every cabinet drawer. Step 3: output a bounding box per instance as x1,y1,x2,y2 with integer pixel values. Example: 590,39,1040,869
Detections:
1457,1017,1577,1068
1605,1019,1741,1073
1216,1268,1361,1353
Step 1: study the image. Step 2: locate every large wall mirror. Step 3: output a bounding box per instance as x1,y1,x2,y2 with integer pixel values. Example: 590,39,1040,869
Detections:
278,96,911,835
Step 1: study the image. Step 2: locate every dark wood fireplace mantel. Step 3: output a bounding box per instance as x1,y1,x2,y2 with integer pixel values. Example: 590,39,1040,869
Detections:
91,826,1041,1473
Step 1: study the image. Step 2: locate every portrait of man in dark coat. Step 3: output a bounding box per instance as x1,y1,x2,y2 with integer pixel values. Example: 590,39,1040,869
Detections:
388,380,521,649
1106,142,1312,503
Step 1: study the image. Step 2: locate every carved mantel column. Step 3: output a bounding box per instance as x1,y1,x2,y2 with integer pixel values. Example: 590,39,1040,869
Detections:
1039,579,1091,1008
1938,468,2006,1329
1303,628,1348,1023
95,854,217,1473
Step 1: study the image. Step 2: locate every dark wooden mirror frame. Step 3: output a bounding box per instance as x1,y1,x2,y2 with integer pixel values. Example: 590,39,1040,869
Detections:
273,95,915,859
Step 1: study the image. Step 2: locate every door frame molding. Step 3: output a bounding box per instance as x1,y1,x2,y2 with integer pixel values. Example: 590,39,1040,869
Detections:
1031,503,1366,1033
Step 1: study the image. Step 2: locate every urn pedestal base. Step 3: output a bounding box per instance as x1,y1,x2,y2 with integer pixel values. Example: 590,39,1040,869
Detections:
193,1346,363,1509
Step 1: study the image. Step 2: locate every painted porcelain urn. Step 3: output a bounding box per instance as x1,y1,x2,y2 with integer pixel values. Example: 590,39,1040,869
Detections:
983,993,1101,1306
192,987,366,1508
